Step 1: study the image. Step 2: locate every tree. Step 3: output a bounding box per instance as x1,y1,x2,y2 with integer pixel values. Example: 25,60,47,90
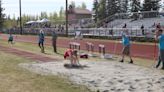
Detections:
142,0,161,11
70,1,76,8
106,0,120,16
59,7,65,20
40,12,48,19
92,0,99,22
130,0,141,12
81,2,87,9
0,0,5,30
119,0,129,13
142,0,161,18
53,12,58,21
98,0,106,20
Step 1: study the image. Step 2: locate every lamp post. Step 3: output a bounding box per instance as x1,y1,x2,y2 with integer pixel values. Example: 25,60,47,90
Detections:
19,0,23,35
65,0,68,37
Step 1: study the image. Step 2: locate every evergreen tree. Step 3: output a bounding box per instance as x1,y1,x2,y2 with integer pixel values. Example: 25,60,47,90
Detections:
120,0,129,13
142,0,161,18
130,0,141,12
142,0,161,11
92,0,99,22
98,0,106,20
0,0,5,30
81,2,87,9
70,1,76,8
106,0,120,16
59,7,65,20
40,12,48,19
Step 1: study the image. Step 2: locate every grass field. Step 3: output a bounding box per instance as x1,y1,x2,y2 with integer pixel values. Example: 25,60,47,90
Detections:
0,38,163,92
0,43,92,92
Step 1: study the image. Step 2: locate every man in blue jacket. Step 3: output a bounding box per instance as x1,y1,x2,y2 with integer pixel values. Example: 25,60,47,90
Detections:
119,26,133,63
155,27,164,69
38,29,45,53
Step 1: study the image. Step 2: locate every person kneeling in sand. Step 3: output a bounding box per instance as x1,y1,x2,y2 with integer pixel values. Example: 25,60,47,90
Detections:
64,49,79,66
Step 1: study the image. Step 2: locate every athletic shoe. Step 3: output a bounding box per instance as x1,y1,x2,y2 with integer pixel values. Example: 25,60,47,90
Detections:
129,60,133,64
119,60,124,63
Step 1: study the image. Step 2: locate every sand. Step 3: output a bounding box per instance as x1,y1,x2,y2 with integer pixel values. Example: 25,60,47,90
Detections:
19,60,164,92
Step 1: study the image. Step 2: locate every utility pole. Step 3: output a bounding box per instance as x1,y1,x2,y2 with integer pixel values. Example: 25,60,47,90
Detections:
65,0,68,37
19,0,23,35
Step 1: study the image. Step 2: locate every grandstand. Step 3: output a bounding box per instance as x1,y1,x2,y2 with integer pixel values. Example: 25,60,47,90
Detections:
77,11,164,37
8,11,163,38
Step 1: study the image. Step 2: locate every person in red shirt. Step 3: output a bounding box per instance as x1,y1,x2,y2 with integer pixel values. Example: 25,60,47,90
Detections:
64,49,79,66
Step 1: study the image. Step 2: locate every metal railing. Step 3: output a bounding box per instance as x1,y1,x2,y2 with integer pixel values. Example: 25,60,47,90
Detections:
75,28,156,38
7,27,155,38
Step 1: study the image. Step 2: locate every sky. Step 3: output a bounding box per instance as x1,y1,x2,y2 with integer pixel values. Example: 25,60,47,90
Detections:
2,0,93,18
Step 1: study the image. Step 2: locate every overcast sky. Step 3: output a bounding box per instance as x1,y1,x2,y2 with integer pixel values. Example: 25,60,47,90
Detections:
2,0,93,18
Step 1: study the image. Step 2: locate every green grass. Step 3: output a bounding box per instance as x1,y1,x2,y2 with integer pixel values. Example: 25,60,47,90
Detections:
0,52,91,92
0,39,156,68
0,39,65,59
0,38,163,92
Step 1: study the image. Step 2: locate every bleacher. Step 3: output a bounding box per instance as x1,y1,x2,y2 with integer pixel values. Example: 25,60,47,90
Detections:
114,18,164,28
91,11,163,29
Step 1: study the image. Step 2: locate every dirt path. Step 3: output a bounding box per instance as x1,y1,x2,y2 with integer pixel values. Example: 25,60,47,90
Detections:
0,45,58,62
1,34,158,60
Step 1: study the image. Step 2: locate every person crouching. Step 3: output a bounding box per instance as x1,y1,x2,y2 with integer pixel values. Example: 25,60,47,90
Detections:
64,49,79,66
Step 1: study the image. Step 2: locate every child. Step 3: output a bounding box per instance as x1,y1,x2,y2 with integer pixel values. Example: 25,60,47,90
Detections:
8,34,14,44
155,27,164,69
64,49,79,66
38,29,45,53
119,27,133,63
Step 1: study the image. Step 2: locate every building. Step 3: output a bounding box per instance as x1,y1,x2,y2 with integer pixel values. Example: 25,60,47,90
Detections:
68,5,92,24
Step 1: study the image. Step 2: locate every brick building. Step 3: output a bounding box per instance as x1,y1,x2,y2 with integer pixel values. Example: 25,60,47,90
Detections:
68,6,92,24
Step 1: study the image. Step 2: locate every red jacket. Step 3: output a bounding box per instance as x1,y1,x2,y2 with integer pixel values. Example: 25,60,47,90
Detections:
64,49,73,59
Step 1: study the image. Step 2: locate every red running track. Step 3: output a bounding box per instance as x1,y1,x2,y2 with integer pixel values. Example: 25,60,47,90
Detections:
1,34,158,60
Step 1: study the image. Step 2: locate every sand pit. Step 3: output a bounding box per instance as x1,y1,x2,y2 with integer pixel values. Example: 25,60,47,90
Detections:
20,60,164,92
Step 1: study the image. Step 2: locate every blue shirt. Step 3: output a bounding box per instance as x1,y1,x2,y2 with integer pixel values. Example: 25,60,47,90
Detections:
122,34,130,46
38,33,44,42
158,35,164,50
8,35,13,41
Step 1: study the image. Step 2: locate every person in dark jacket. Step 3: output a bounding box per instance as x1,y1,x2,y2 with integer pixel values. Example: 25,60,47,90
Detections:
52,31,58,53
38,29,45,53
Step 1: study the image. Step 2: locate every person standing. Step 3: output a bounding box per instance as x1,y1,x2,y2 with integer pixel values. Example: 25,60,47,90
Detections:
38,29,45,53
119,24,133,63
141,24,144,35
155,27,164,69
52,31,58,53
8,33,14,44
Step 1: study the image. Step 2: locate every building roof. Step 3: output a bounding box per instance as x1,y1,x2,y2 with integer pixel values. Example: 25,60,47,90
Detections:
73,8,92,15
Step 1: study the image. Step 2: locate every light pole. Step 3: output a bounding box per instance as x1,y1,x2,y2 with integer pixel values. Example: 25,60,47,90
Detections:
19,0,23,35
65,0,68,37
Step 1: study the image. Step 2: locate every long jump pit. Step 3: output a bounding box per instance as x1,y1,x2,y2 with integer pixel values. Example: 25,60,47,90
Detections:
19,60,164,92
